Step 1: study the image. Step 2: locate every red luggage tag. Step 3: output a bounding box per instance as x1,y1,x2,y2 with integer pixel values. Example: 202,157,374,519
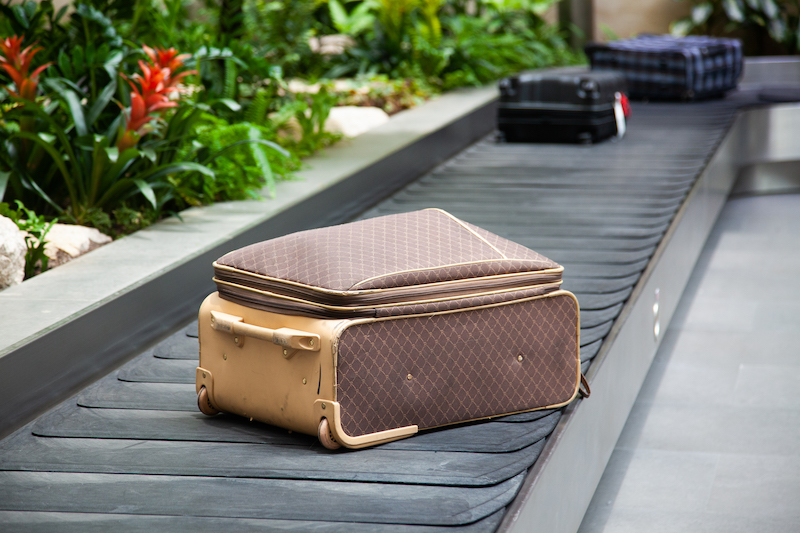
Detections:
614,92,630,140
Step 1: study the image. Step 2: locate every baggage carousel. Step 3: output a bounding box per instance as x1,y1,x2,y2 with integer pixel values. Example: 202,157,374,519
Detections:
1,62,798,532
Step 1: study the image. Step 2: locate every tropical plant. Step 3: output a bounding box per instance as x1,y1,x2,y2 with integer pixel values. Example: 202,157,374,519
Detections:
0,0,69,54
328,0,376,37
174,115,292,203
0,200,54,278
244,0,322,79
321,0,578,86
1,39,209,225
671,0,800,54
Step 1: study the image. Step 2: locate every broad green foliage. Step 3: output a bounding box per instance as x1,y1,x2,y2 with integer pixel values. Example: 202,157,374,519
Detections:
0,1,293,237
672,0,800,54
0,0,578,249
319,0,580,87
176,114,293,202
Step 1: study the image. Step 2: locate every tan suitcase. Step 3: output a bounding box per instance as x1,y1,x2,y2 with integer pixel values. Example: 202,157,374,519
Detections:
196,209,586,449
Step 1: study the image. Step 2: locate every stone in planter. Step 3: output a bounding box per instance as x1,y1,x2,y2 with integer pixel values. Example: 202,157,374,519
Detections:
0,215,26,289
325,106,390,138
43,224,112,269
308,34,356,56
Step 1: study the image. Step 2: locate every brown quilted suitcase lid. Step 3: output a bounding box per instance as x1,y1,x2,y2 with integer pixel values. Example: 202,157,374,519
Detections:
213,209,563,316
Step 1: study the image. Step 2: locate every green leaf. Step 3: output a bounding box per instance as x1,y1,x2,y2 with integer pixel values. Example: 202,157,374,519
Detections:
9,100,82,206
103,50,124,78
132,178,157,209
135,162,215,184
248,126,274,194
85,42,96,68
218,98,242,112
22,0,38,20
722,0,745,22
75,134,100,150
44,79,88,137
0,171,9,202
760,0,779,20
201,138,290,166
104,148,141,190
11,5,29,29
329,0,349,32
73,46,85,73
89,135,112,204
105,146,120,164
87,81,117,126
692,3,713,25
58,49,74,79
141,147,157,163
55,5,69,22
8,132,69,213
767,16,787,41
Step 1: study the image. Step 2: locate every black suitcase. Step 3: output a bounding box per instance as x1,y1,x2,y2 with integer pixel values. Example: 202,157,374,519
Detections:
585,34,743,100
497,68,630,144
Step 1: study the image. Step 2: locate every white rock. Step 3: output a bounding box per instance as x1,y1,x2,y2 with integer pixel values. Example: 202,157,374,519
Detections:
325,106,390,138
308,34,356,56
43,224,112,268
288,79,321,94
0,215,26,289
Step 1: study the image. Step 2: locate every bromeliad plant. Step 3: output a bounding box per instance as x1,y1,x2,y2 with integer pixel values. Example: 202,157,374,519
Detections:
1,34,289,231
116,46,195,152
0,35,51,102
0,39,212,225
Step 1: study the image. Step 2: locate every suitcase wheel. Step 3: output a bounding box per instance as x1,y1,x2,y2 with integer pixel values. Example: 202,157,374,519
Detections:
318,418,341,450
197,386,220,416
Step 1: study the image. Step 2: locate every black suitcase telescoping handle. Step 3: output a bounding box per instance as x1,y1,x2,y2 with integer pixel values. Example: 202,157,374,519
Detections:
209,310,321,357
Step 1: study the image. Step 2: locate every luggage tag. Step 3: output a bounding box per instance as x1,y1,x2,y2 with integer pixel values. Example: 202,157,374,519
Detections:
614,92,628,140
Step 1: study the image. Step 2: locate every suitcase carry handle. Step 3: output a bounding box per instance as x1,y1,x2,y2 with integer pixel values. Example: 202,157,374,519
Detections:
210,310,321,354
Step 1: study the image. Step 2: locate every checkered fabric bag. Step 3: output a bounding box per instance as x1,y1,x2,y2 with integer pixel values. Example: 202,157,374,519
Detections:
585,35,743,100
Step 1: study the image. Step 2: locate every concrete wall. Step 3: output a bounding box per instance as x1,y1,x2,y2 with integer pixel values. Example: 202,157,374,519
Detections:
593,0,691,41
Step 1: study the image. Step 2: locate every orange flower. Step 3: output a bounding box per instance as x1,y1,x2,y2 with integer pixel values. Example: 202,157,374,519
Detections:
0,35,52,101
117,45,195,152
142,45,196,90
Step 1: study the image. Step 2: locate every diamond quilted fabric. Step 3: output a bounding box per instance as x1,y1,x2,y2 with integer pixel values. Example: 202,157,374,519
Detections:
336,293,579,436
216,209,558,292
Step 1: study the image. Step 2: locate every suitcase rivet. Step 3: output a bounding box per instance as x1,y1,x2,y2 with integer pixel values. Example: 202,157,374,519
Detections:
309,339,314,346
223,353,227,360
302,378,307,385
202,372,206,378
407,374,413,380
283,348,288,356
518,355,524,362
234,336,240,345
321,403,326,410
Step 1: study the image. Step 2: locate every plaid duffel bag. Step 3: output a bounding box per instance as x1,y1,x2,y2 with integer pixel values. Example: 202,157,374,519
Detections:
585,34,743,100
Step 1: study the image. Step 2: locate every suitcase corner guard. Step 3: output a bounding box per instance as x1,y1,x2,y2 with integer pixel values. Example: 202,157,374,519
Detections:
196,367,220,416
313,400,418,450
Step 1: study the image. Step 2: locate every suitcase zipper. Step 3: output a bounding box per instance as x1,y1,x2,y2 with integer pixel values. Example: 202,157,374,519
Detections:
214,278,565,318
213,266,563,307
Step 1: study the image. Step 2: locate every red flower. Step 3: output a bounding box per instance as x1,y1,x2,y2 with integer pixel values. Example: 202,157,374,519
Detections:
117,46,196,152
142,45,195,90
0,35,52,101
